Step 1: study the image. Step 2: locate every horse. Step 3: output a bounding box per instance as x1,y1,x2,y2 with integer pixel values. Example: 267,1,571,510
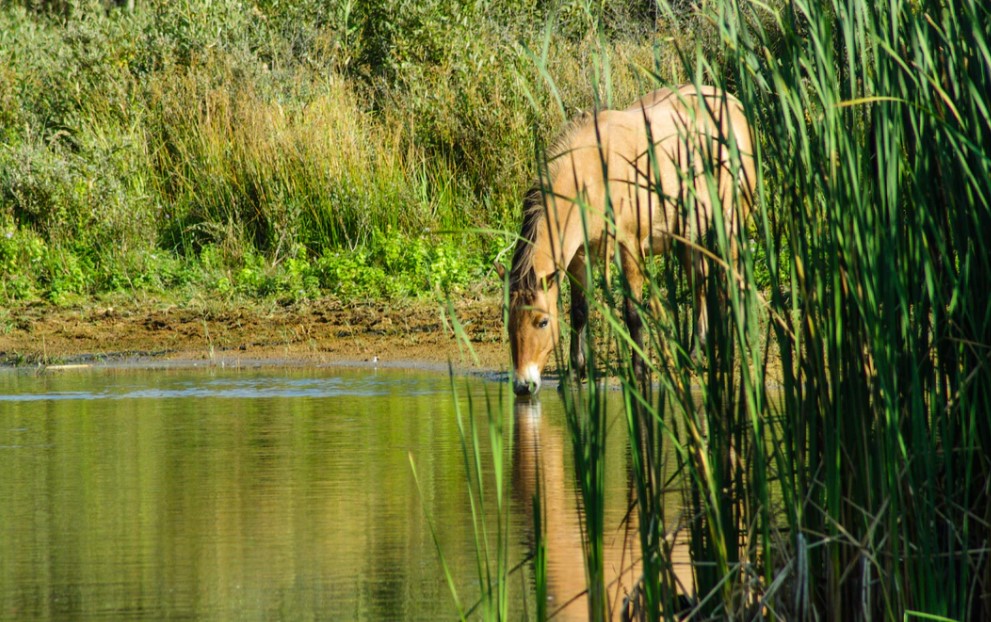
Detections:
497,84,756,396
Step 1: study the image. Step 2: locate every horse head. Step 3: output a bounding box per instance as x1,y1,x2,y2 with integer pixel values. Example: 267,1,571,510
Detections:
497,263,561,396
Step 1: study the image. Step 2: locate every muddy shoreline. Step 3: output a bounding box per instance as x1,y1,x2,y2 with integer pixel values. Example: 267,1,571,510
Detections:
0,295,510,374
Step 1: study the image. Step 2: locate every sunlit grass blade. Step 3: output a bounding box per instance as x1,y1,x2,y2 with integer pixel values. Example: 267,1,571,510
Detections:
409,453,468,619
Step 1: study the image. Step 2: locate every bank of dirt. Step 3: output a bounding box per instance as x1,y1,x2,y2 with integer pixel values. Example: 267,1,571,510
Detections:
0,295,510,372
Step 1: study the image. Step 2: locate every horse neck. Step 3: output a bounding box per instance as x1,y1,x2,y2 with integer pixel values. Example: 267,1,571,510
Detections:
529,200,582,279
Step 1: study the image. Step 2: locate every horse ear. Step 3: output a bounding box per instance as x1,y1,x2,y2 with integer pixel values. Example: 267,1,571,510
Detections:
494,262,507,280
539,270,559,290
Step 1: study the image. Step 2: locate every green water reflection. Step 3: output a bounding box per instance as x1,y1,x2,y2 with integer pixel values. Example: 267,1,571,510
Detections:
0,367,646,621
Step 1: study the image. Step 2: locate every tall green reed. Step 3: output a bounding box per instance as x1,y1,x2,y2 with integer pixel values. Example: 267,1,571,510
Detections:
415,297,543,621
501,0,990,619
412,372,519,621
716,0,989,617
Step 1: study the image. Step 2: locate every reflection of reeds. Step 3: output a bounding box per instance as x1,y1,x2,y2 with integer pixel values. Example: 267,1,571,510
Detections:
456,0,990,619
414,354,520,620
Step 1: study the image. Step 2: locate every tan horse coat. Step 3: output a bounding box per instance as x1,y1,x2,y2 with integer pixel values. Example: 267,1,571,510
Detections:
506,84,756,395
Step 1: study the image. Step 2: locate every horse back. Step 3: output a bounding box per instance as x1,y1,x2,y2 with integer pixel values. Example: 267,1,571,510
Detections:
541,85,755,268
610,85,755,247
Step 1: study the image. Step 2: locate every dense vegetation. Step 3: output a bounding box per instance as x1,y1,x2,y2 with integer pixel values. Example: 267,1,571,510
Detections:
442,0,991,621
5,0,990,620
0,0,676,304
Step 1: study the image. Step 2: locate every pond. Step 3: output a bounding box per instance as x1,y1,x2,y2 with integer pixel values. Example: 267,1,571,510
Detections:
0,365,672,621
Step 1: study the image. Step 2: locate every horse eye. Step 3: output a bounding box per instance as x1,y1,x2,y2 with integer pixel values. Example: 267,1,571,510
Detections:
537,317,550,329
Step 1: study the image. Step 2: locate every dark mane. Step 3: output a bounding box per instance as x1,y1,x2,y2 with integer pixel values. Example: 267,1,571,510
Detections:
509,184,544,295
509,111,594,297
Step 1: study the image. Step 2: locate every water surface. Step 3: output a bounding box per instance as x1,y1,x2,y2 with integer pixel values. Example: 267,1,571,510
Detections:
0,366,648,620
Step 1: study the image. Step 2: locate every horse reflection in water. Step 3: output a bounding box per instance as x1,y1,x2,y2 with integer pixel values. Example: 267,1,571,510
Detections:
499,84,756,395
512,400,693,620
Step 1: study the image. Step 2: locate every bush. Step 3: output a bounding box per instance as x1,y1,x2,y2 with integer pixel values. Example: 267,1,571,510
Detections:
0,0,683,305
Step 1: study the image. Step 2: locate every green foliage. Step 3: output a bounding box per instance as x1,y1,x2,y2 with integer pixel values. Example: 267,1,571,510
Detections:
0,224,45,300
41,245,90,303
0,0,676,306
309,231,487,301
498,0,991,620
142,0,254,65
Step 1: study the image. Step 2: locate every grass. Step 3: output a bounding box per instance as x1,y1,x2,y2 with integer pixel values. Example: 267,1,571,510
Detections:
3,1,989,619
412,367,520,620
0,0,663,306
456,0,990,620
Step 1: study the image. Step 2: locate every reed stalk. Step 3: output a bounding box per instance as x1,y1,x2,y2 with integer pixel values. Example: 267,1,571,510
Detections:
505,0,990,619
414,369,520,621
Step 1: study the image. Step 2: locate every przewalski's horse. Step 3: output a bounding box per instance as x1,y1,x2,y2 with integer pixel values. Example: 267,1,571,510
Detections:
498,84,756,396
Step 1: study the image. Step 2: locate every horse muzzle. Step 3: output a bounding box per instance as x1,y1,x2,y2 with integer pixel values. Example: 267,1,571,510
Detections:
513,364,542,396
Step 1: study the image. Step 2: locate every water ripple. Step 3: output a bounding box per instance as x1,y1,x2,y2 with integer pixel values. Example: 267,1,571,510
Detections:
0,373,447,402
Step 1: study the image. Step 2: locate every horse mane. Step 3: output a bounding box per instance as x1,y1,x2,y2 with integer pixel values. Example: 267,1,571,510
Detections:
509,110,593,296
509,184,544,295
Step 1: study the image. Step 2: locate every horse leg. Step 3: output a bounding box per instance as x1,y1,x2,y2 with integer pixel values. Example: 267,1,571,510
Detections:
682,245,709,362
567,256,589,381
619,244,647,380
